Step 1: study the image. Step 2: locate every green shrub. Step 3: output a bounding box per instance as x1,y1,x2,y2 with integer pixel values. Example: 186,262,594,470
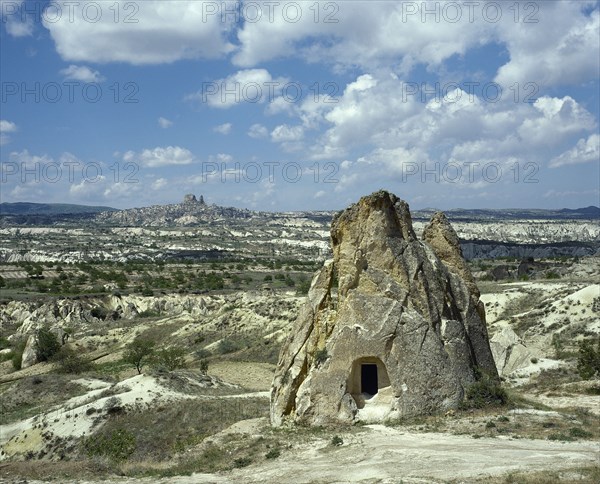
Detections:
138,310,160,318
233,457,252,468
485,421,496,429
547,432,575,442
84,428,136,461
462,372,508,409
195,348,211,359
11,341,25,370
296,278,311,295
551,333,565,359
0,350,13,363
199,359,209,374
154,347,186,371
331,436,343,446
217,339,241,355
314,348,328,366
90,307,107,320
0,337,10,350
577,338,600,379
569,427,593,438
265,448,280,459
35,327,61,362
52,346,94,374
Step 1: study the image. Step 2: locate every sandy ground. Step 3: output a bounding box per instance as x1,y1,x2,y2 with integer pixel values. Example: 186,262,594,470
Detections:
16,420,599,484
209,361,276,391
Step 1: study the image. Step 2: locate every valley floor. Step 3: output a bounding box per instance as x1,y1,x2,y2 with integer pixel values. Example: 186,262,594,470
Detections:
2,418,599,483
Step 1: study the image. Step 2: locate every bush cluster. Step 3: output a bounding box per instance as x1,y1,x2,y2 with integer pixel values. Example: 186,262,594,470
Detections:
84,428,136,461
461,372,508,409
577,338,600,379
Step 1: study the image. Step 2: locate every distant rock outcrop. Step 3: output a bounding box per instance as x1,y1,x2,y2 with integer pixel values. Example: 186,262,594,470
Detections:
270,191,498,426
20,334,38,369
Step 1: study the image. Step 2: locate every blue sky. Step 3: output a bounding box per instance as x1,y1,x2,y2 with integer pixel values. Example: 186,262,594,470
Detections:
1,0,599,211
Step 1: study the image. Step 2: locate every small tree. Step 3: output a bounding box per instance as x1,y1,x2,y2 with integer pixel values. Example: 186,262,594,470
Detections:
577,338,600,379
551,333,564,359
35,326,61,362
154,347,186,371
123,338,155,374
53,346,93,374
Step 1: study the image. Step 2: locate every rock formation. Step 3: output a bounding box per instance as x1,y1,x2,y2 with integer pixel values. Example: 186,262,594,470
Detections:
270,191,498,426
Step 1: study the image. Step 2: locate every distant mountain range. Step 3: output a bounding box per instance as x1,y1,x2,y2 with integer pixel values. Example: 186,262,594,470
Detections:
0,202,117,215
0,198,598,225
412,206,600,221
0,197,598,260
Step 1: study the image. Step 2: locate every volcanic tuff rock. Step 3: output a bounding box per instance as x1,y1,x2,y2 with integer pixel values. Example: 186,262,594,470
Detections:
270,191,498,426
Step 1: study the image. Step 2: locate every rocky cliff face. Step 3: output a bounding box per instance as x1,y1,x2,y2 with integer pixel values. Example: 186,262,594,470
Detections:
270,191,498,426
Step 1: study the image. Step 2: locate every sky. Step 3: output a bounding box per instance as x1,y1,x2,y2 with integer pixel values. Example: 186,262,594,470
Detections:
0,0,599,211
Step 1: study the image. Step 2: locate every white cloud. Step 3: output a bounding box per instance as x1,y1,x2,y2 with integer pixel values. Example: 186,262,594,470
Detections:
248,123,268,139
298,73,596,165
495,2,600,87
69,177,106,198
271,125,304,143
123,146,195,167
44,1,235,65
518,96,597,147
214,123,232,134
103,182,141,200
550,134,600,167
2,0,33,37
186,69,288,109
233,2,490,69
152,178,168,190
0,120,17,145
356,146,430,175
213,153,233,163
8,149,52,168
158,117,173,129
59,64,105,83
544,188,600,198
232,2,598,89
5,16,32,37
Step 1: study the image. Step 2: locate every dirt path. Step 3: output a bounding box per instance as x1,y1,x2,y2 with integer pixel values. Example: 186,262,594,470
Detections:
17,424,598,484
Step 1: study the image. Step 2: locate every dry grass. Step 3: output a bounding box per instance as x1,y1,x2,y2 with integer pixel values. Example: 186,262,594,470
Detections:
0,458,114,482
84,396,269,462
473,466,600,483
0,374,91,425
381,391,600,443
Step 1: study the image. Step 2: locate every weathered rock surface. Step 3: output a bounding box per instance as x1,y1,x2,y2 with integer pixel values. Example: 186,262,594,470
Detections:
490,327,533,377
270,191,498,426
20,334,38,369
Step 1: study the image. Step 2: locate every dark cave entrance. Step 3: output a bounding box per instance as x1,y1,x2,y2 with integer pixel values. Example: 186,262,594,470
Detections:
361,363,379,395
